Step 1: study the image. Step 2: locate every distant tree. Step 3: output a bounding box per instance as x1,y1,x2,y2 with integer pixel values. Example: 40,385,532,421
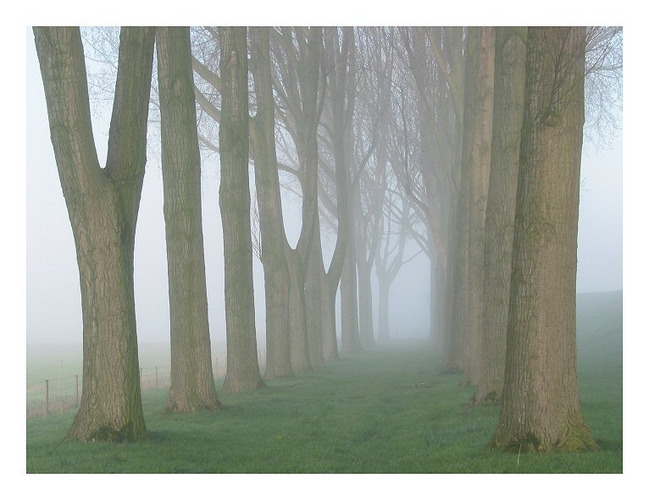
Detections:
350,27,394,350
490,27,599,452
156,26,221,412
397,27,465,351
475,27,527,406
218,26,265,393
375,190,415,342
34,26,155,441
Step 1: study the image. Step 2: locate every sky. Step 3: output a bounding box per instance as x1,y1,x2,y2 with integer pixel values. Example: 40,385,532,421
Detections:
24,28,624,349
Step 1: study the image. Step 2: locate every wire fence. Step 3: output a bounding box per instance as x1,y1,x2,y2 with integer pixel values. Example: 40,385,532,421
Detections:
26,352,264,420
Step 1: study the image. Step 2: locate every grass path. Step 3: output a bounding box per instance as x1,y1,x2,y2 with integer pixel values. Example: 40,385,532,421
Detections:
27,333,622,473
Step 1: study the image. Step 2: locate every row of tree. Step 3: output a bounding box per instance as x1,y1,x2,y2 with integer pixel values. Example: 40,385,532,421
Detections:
34,26,621,451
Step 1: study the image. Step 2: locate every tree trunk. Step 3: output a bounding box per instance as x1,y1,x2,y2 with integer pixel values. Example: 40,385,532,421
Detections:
377,274,390,342
490,27,599,452
356,257,375,349
457,27,495,385
325,27,359,356
341,244,361,354
219,27,264,393
248,27,294,380
321,272,340,363
271,27,324,372
305,223,326,368
156,27,221,413
286,249,312,373
34,26,154,442
475,27,527,406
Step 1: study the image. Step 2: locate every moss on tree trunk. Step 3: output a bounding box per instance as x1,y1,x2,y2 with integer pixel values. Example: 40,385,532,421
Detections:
490,27,599,453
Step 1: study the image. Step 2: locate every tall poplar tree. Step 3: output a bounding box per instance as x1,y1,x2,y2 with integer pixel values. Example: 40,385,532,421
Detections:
490,27,599,452
34,26,154,442
248,27,293,379
219,26,264,393
157,26,221,412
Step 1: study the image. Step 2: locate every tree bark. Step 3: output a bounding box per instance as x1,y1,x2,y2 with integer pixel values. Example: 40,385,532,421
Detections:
475,27,527,405
341,242,361,354
490,27,599,452
305,221,326,368
286,249,312,373
248,27,294,380
156,27,221,413
218,27,265,393
34,26,154,442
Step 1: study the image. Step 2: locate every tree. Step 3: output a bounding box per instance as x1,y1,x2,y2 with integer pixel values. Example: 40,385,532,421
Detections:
490,27,599,452
350,27,393,350
375,189,414,342
324,27,360,355
584,27,623,147
192,26,327,373
248,27,294,379
156,26,221,412
448,27,495,385
475,27,527,405
219,26,265,393
271,26,326,372
34,26,155,441
397,27,465,351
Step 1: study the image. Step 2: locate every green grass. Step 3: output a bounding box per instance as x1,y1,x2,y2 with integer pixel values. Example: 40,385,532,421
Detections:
26,292,622,473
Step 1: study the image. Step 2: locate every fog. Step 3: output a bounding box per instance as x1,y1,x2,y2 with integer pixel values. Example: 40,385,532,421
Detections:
25,31,622,351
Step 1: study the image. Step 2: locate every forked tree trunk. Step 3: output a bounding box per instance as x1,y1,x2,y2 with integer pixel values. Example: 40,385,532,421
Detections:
490,27,599,452
271,27,324,372
157,27,221,413
219,27,264,393
34,26,154,442
475,27,527,405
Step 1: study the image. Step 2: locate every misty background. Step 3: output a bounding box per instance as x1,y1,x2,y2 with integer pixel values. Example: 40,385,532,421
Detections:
25,29,623,352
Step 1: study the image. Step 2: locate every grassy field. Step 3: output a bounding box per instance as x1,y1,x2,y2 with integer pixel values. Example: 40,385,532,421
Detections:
25,291,622,473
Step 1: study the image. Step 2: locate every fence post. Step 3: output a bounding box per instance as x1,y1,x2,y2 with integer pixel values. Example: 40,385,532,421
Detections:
45,379,49,416
75,375,79,406
155,366,158,389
